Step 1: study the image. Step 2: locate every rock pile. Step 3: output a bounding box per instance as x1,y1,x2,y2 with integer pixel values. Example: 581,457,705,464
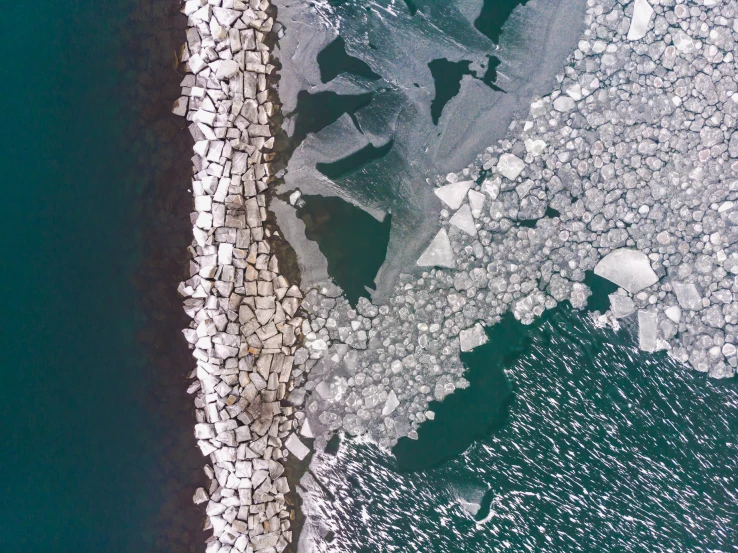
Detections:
290,0,738,451
174,1,309,552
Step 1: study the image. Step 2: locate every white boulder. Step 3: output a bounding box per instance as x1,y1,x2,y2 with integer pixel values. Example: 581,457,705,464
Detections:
215,59,240,80
594,248,659,293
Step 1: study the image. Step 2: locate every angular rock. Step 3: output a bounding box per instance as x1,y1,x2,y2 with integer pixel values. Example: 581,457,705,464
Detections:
594,248,659,294
216,59,240,80
434,180,472,210
417,229,455,269
193,487,209,505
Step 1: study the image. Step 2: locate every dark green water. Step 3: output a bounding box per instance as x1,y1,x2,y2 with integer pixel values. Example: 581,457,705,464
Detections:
317,36,381,83
1,2,202,552
296,196,391,305
306,306,738,551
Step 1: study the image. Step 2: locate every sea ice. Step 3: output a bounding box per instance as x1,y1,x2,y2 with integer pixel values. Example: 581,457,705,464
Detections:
434,181,473,210
417,229,455,268
594,249,659,294
627,0,654,41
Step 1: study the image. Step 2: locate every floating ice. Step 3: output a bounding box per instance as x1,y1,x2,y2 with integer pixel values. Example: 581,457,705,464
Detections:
594,249,659,294
459,324,489,352
638,310,659,352
435,180,473,210
627,0,654,41
449,204,477,236
673,282,702,311
496,153,525,180
417,229,455,268
285,433,311,460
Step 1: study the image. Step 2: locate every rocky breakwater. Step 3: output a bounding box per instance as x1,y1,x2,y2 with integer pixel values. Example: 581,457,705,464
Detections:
173,1,311,552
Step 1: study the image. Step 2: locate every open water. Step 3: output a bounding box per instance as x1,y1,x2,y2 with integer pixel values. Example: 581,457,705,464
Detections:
301,306,738,552
1,2,203,552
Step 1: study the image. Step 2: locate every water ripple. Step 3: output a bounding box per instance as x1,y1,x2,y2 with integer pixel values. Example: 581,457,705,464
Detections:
298,309,738,552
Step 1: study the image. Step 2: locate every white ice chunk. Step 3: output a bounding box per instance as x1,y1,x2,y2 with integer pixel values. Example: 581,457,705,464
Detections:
284,433,310,461
459,323,489,352
417,229,455,268
673,282,702,310
449,204,476,236
467,190,486,218
300,418,314,439
594,248,659,293
553,96,576,112
434,180,473,210
627,0,654,41
497,153,525,180
664,305,682,323
524,138,547,156
381,390,400,416
638,310,658,352
609,293,635,318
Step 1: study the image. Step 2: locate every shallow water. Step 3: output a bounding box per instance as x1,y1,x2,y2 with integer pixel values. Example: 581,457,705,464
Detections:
0,2,203,551
299,307,738,552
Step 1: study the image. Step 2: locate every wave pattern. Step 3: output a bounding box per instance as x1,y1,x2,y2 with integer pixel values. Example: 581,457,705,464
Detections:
299,309,738,552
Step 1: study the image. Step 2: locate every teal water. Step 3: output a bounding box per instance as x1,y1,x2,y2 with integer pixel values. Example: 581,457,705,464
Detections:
1,2,202,552
305,306,738,551
296,196,392,305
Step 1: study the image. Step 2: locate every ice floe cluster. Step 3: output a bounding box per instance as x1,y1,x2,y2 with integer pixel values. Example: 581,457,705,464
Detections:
174,1,314,551
292,0,738,449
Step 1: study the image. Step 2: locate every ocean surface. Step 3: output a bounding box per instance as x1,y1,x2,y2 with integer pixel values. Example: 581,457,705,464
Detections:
1,2,203,552
301,306,738,552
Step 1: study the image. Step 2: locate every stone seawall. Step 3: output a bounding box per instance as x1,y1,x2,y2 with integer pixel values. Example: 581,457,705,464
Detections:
173,1,311,551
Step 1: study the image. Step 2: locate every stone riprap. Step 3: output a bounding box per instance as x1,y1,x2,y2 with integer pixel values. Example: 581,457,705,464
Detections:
174,1,308,552
290,0,738,451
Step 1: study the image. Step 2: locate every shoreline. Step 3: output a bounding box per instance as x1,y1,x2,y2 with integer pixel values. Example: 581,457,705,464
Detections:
175,1,311,551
